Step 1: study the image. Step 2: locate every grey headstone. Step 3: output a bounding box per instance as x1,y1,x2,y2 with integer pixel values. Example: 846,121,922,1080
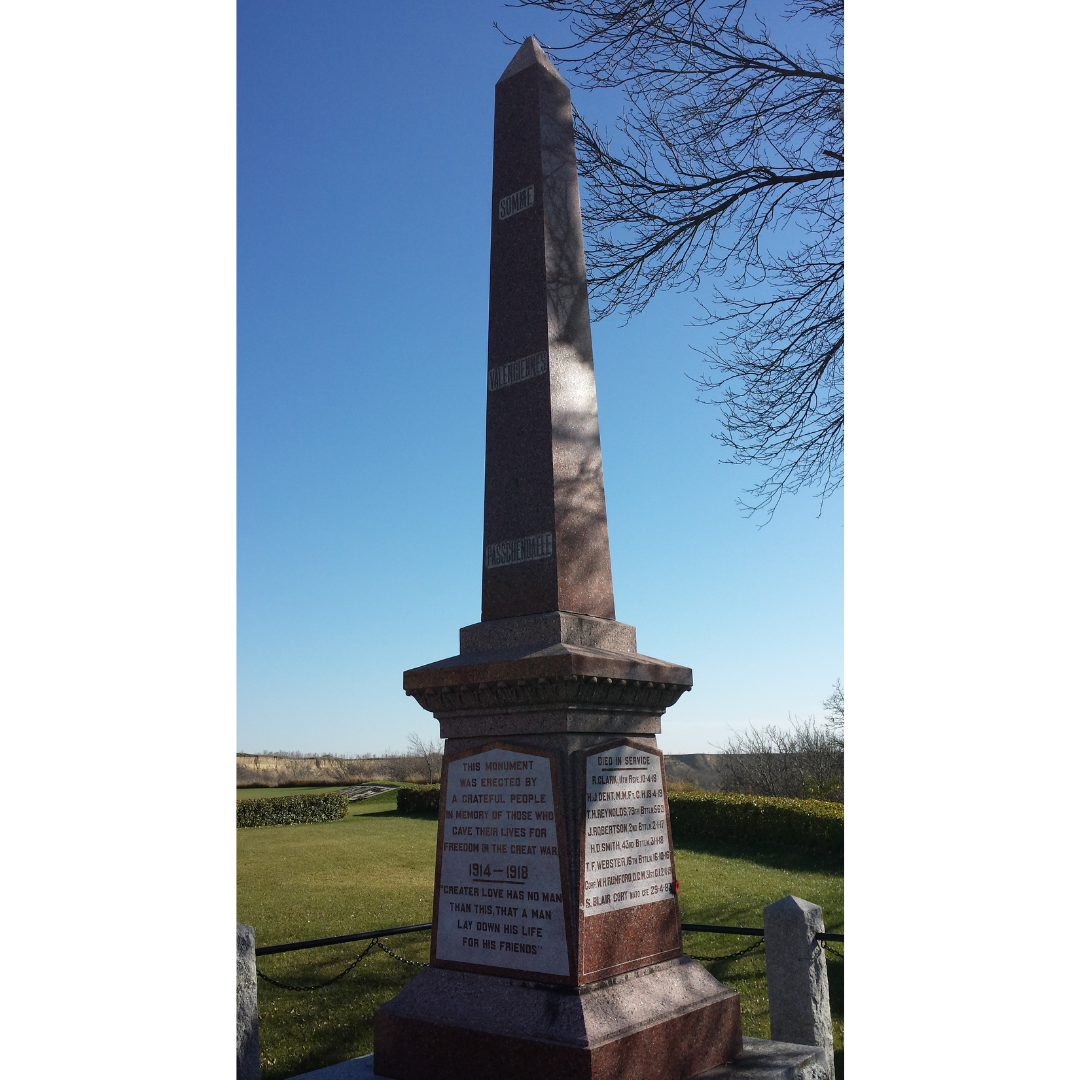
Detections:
237,923,259,1080
763,896,835,1080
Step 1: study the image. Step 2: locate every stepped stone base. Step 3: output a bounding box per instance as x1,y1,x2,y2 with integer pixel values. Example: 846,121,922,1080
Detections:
372,957,740,1080
292,1038,828,1080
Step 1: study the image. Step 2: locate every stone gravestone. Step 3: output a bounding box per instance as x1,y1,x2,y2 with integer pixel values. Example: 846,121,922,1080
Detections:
763,897,835,1080
373,37,742,1080
237,923,260,1080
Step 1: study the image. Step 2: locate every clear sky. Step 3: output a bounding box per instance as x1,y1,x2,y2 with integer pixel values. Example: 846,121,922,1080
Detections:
237,0,843,756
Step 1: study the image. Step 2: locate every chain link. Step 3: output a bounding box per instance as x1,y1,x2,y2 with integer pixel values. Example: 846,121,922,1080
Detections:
685,938,765,963
258,928,833,991
256,935,430,991
376,939,428,967
256,939,378,991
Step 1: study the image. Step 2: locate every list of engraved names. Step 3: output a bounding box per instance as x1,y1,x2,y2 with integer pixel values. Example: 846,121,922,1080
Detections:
435,748,569,976
582,745,673,915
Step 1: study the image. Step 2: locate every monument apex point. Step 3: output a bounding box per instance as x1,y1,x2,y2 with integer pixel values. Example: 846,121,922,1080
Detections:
497,35,564,84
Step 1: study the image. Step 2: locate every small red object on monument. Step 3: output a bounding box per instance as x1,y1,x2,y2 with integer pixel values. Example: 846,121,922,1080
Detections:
373,36,742,1080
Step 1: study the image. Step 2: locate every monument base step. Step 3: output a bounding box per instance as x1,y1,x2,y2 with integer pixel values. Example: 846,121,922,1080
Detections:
371,957,740,1080
290,1039,829,1080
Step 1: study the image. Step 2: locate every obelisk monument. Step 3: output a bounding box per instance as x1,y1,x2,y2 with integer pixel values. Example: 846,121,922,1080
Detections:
374,38,742,1080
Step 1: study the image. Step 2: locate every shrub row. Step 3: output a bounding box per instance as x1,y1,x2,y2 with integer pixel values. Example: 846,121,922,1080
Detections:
236,791,349,829
397,784,441,815
666,790,843,856
376,784,841,853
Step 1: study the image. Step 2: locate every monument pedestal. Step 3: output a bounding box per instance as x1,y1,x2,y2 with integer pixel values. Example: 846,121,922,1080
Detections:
375,608,740,1080
375,959,740,1080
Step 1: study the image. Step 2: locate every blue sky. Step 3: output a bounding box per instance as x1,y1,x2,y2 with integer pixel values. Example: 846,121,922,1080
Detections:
237,0,843,755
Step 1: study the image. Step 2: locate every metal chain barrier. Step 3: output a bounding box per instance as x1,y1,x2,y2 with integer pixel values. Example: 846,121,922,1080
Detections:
685,938,765,963
375,939,428,967
257,935,430,991
257,938,379,991
254,922,841,990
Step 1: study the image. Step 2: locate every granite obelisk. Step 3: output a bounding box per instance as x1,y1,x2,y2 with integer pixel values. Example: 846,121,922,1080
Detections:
481,36,614,624
374,38,742,1080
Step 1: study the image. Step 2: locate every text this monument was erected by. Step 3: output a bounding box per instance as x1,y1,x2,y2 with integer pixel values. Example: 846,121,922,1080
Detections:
373,37,743,1080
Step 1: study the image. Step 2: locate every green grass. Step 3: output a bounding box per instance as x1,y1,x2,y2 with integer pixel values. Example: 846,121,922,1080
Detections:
238,788,843,1080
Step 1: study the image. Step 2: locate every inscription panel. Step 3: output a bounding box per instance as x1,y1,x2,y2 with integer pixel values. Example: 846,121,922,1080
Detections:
498,184,535,220
488,351,548,391
435,747,569,977
582,745,674,916
485,531,553,570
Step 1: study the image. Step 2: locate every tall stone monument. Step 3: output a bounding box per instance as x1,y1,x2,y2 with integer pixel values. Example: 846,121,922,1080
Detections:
373,37,742,1080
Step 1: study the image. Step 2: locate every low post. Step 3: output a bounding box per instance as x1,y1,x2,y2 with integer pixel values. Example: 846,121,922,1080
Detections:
237,923,259,1080
763,895,835,1080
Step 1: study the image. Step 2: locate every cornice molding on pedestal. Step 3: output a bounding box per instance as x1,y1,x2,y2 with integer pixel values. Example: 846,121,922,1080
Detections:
405,671,690,717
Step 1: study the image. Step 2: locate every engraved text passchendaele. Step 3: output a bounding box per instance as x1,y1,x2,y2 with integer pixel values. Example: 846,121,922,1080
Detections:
582,746,674,916
488,351,548,392
436,748,569,976
498,184,535,220
485,531,552,570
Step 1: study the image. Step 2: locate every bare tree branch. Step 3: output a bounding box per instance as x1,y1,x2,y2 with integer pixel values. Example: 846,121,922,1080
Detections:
710,713,844,801
504,0,843,518
823,678,844,731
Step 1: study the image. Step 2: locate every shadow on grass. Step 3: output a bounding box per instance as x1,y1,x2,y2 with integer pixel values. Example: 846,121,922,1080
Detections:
827,957,843,1015
255,949,424,1080
672,835,843,875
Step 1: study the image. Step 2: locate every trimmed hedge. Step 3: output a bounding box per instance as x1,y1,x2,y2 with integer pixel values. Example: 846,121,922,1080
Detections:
372,784,842,853
397,784,441,815
236,791,349,829
667,790,843,857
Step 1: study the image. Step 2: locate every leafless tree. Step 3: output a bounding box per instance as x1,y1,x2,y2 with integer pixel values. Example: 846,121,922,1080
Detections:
711,712,843,801
503,1,843,519
405,733,444,785
380,751,413,784
822,678,844,732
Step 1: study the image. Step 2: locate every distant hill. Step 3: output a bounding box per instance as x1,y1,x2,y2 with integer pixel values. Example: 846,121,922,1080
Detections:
236,753,404,787
664,754,744,791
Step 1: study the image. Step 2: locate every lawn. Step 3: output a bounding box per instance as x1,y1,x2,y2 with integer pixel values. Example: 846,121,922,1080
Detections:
237,787,843,1080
